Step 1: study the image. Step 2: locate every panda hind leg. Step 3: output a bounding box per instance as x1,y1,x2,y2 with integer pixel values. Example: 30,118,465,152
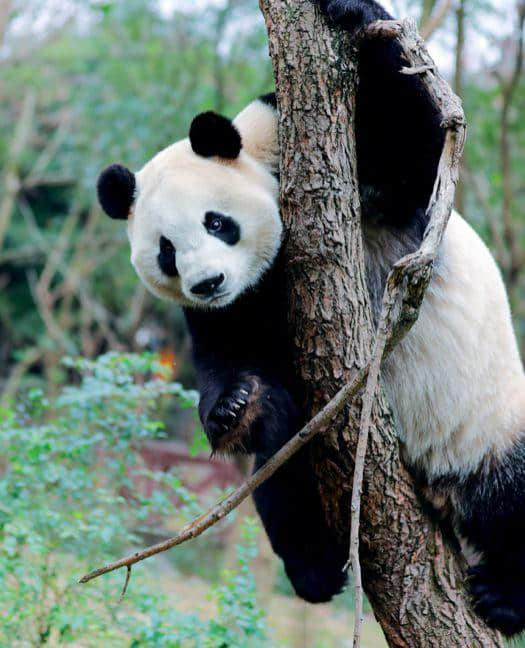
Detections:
457,438,525,636
469,562,525,637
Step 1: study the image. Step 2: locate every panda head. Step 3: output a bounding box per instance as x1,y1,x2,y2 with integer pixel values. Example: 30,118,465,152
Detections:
97,100,280,309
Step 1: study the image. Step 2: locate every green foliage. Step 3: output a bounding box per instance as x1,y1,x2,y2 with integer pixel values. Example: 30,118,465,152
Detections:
209,518,267,646
0,352,267,646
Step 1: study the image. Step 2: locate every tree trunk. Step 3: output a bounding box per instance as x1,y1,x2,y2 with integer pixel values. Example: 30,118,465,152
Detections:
259,1,503,645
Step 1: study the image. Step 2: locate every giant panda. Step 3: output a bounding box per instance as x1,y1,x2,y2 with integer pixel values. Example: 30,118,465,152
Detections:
97,0,525,637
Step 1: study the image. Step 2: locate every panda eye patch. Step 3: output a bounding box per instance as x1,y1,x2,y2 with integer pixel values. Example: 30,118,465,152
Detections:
204,211,240,246
157,235,178,277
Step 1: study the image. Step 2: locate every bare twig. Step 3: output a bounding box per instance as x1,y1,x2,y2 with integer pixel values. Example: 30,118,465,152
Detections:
117,566,132,604
346,303,388,647
400,63,435,74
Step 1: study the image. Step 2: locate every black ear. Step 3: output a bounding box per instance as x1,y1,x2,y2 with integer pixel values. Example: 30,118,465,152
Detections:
189,112,242,159
97,164,136,220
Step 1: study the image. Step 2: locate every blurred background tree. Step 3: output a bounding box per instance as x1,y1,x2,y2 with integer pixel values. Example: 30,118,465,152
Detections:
1,0,524,645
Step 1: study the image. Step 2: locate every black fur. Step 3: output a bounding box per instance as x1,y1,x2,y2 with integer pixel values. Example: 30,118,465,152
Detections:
97,164,135,220
457,440,525,636
259,92,278,109
189,111,242,159
319,0,389,29
185,256,349,603
410,440,525,636
158,236,178,277
318,0,443,230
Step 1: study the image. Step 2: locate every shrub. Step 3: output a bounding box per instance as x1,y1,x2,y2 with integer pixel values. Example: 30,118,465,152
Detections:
0,353,267,646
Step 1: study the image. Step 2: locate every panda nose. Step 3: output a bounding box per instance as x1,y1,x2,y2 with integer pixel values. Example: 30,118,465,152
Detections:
190,274,225,297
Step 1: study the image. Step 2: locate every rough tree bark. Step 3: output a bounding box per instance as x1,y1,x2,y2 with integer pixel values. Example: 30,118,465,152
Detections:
259,2,503,646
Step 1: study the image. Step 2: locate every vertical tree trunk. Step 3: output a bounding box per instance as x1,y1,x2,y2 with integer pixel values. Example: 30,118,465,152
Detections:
259,1,503,645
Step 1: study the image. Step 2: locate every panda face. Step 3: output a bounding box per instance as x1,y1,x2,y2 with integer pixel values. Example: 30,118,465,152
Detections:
127,139,281,309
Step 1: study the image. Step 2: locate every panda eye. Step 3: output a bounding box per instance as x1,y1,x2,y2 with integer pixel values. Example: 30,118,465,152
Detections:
204,211,240,246
205,211,224,232
210,217,222,231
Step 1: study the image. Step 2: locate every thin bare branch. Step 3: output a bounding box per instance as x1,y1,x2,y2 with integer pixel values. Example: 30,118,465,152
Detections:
345,22,465,646
117,566,132,605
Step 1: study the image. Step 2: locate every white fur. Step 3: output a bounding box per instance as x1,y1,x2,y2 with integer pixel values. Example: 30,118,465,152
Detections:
233,99,279,173
128,106,281,309
383,212,525,478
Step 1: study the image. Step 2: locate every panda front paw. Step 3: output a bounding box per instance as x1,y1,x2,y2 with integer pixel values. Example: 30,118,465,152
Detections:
317,0,389,30
469,565,525,637
206,377,261,454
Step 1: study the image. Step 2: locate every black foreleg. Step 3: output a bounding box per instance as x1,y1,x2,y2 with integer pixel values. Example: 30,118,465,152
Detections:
251,387,348,603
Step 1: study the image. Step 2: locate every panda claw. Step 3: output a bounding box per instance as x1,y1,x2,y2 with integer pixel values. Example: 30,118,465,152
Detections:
206,378,258,452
